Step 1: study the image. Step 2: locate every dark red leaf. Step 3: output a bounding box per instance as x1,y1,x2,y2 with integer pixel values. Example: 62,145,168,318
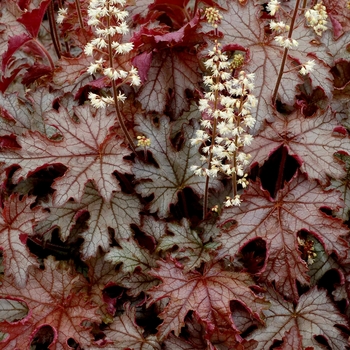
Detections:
2,33,31,71
17,0,51,38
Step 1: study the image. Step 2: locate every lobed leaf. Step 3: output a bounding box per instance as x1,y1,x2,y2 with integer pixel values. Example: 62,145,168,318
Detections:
218,172,349,300
147,258,268,341
246,108,350,184
0,105,132,206
0,194,47,288
133,115,221,218
248,287,349,349
0,257,100,349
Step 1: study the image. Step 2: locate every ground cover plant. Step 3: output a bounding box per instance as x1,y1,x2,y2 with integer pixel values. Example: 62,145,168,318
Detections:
0,0,350,348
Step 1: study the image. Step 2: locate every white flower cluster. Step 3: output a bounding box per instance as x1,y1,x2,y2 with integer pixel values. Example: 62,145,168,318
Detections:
84,0,141,108
305,2,328,36
191,42,256,207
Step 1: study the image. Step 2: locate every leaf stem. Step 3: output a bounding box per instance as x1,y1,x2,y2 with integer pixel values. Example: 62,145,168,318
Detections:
47,1,61,59
272,0,302,105
74,0,85,29
33,38,55,69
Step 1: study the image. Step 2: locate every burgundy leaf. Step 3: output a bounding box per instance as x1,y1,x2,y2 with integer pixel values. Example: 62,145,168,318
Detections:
17,0,51,38
133,115,221,218
245,108,350,184
0,105,132,206
0,195,47,288
218,172,349,300
102,303,161,349
2,33,31,72
0,257,100,349
36,182,141,259
248,287,349,349
147,258,268,341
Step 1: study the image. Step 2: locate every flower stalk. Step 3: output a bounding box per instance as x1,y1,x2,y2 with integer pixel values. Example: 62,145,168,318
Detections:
84,0,141,154
191,24,256,217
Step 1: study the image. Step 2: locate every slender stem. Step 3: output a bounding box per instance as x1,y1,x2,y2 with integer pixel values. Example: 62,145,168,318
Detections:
203,49,220,219
106,6,137,154
193,0,199,17
33,38,55,69
112,83,137,154
272,0,302,104
48,1,61,59
203,117,217,219
57,0,70,54
232,92,245,198
75,0,85,29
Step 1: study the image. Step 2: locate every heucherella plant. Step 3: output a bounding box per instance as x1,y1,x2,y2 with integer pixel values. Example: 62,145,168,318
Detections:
191,13,256,214
0,0,350,348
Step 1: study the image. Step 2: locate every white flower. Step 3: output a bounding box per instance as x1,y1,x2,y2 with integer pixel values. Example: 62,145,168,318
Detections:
299,60,316,75
89,93,106,108
269,20,289,32
112,42,134,54
274,36,299,49
84,43,95,56
117,91,127,103
57,7,68,24
87,63,100,75
128,67,141,86
224,195,241,207
266,0,280,15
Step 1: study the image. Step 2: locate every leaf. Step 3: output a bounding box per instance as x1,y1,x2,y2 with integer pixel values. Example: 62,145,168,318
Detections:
0,298,28,323
245,108,350,184
217,172,349,300
274,326,302,350
141,215,167,242
0,105,132,206
102,303,161,350
16,0,50,38
0,89,60,137
72,252,122,319
116,270,160,298
133,115,221,218
1,33,31,72
147,258,268,341
0,92,28,136
163,313,248,350
0,257,100,349
36,182,142,259
248,287,349,350
327,152,350,220
51,55,93,95
157,218,220,271
0,1,26,55
105,238,157,274
137,50,201,118
25,87,62,137
0,195,47,288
